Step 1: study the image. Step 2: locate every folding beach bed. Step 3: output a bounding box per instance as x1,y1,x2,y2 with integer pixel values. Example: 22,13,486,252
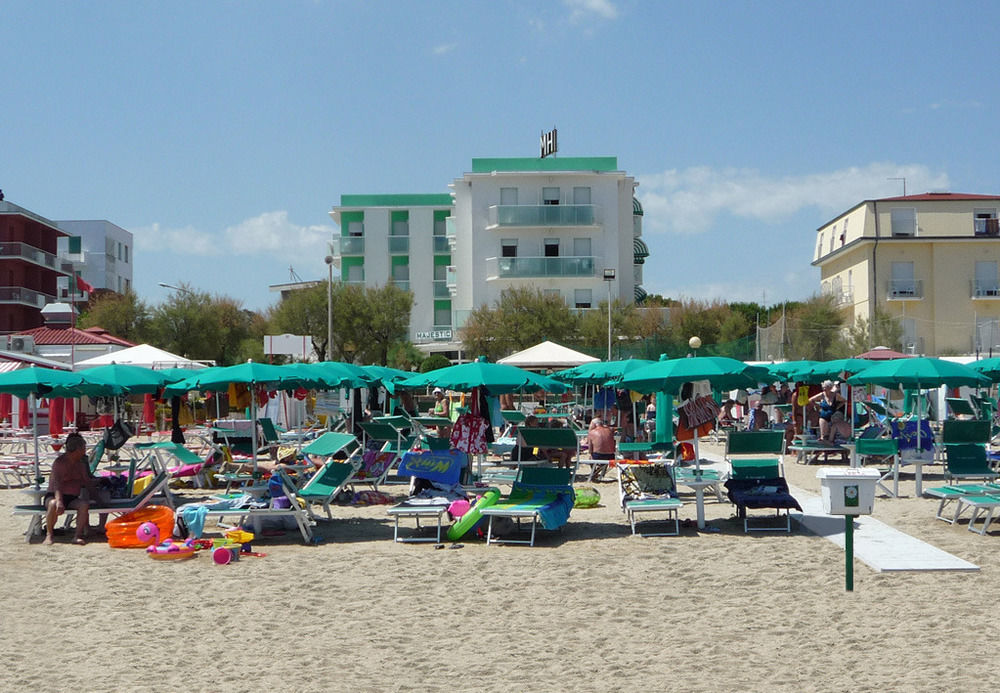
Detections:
386,449,468,543
617,462,683,537
723,431,801,532
480,466,575,546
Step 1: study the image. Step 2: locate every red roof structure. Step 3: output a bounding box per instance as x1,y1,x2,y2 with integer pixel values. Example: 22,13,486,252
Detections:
878,192,1000,202
15,325,134,347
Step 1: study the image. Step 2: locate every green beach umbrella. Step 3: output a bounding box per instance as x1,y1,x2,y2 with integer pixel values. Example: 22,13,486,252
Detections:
618,355,766,395
399,357,568,395
77,363,168,395
970,357,1000,382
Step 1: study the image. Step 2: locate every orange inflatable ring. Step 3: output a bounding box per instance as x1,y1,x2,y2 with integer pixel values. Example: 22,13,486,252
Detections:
106,505,175,549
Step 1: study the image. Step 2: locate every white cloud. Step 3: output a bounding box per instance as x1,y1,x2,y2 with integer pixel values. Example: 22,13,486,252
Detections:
564,0,618,21
222,211,332,260
432,42,457,55
134,211,334,263
133,222,219,256
637,162,951,235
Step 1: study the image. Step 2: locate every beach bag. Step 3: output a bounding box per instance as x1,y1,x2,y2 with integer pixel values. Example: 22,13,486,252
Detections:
103,419,135,451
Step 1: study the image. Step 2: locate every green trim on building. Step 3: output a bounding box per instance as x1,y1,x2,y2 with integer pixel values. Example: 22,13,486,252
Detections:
434,299,451,312
339,194,452,207
391,255,409,268
471,157,618,173
390,210,409,223
433,209,450,222
433,255,451,267
339,211,363,237
341,256,364,278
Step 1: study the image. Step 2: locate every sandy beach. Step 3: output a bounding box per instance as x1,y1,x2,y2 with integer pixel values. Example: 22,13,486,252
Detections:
2,442,998,693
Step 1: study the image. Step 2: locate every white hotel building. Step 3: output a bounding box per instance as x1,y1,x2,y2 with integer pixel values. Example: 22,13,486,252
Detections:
329,156,648,357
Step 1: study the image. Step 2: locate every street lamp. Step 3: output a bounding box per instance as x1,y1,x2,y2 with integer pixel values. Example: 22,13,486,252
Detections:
603,268,616,361
688,335,701,358
324,255,334,361
158,282,194,295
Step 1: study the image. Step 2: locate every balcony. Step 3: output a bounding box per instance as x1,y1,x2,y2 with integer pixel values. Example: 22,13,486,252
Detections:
887,279,923,300
0,242,74,275
390,279,410,292
487,204,601,228
433,280,450,298
432,236,451,254
0,286,51,308
971,280,1000,299
974,218,999,236
332,236,365,256
486,255,596,280
446,266,457,297
388,236,409,254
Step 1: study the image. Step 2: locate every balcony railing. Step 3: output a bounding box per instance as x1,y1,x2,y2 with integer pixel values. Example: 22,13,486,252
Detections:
486,255,596,279
974,218,999,236
487,204,600,228
390,279,410,292
388,236,409,254
0,286,51,308
333,236,365,255
971,280,1000,298
446,266,457,296
432,236,451,253
887,279,923,299
0,242,74,275
433,280,450,298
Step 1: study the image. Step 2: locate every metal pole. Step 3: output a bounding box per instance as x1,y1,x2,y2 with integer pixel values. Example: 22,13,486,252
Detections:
325,256,334,361
607,279,613,361
845,516,854,591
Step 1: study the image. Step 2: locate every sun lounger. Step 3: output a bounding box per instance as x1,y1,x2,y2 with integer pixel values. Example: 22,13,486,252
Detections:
386,450,468,543
296,459,359,521
944,443,998,483
723,435,801,533
854,437,902,497
617,462,683,536
924,483,1000,533
480,467,575,546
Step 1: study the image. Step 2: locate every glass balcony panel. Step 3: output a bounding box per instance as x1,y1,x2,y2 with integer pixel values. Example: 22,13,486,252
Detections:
489,204,600,227
432,236,451,253
489,256,595,278
388,237,409,253
433,281,450,298
339,237,365,255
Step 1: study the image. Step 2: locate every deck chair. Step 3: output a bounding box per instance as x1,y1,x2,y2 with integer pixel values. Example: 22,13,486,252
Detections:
924,481,1000,533
945,398,977,418
13,467,173,542
855,437,902,497
723,436,801,532
386,449,469,543
943,444,999,483
296,459,360,520
131,442,210,488
617,462,683,536
515,427,580,478
480,467,575,546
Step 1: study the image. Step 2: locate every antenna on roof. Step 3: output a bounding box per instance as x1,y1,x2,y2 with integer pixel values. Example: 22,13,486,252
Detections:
288,266,303,282
887,177,906,196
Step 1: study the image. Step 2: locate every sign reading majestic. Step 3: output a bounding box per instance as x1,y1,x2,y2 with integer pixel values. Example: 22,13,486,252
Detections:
540,128,557,158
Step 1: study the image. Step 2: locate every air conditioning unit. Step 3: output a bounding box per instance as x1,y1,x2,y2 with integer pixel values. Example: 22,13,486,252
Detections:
7,335,35,353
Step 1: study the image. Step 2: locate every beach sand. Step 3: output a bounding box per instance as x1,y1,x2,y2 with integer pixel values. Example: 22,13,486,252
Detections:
2,444,997,692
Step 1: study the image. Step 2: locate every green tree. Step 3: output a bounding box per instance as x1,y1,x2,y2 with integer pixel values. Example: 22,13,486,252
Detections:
350,284,414,365
269,283,330,360
578,298,636,355
77,289,151,343
786,294,846,360
387,341,423,371
845,307,904,355
420,353,451,372
148,284,260,365
460,287,579,361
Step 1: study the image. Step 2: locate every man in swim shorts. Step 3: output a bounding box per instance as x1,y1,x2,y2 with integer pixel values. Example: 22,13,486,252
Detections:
44,433,95,545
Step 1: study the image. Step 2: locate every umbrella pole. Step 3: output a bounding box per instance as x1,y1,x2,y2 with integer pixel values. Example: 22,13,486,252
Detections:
31,393,40,489
251,383,259,472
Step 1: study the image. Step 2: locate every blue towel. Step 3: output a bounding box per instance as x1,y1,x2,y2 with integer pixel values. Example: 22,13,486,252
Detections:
537,491,574,530
179,505,208,539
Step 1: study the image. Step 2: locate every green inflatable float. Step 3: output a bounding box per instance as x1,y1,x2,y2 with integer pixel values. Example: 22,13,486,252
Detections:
447,487,501,542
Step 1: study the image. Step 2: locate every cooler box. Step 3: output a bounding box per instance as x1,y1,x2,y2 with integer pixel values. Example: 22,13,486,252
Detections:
817,468,880,515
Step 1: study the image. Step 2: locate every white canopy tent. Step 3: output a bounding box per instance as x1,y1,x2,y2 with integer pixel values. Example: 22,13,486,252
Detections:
497,340,599,369
73,343,209,370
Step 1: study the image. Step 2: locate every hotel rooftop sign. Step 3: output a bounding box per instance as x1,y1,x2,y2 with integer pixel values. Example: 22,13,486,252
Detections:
540,128,557,158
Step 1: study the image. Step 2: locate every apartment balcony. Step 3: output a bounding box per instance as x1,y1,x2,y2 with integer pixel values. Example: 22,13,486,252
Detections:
390,279,410,292
971,280,1000,299
330,236,365,257
446,266,457,297
834,290,854,306
485,255,596,280
432,236,451,254
974,218,1000,236
0,242,75,275
0,286,52,308
433,280,450,298
887,279,923,300
486,204,601,229
388,236,409,254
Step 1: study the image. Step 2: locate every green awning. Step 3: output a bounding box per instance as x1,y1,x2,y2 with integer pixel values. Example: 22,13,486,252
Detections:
633,197,644,216
633,237,649,264
634,285,648,303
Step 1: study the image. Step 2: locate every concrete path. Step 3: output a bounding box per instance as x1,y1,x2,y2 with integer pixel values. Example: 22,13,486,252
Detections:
789,485,979,572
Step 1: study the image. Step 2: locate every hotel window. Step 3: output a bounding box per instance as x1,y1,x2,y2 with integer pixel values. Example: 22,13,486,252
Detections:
348,221,364,237
542,187,560,205
816,235,823,258
123,245,129,263
891,261,916,295
974,209,998,236
434,305,452,326
391,219,409,236
347,264,364,282
975,261,998,296
544,238,560,257
574,288,592,309
433,217,446,236
829,225,835,253
572,187,591,204
117,242,123,260
501,239,517,258
841,218,849,245
500,187,518,206
890,208,916,237
391,263,409,282
434,263,447,281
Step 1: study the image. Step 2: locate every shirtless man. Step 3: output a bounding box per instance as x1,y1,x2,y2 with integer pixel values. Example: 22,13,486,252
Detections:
586,418,616,481
44,433,96,545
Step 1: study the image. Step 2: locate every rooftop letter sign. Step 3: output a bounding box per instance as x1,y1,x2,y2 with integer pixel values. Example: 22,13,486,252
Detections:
540,128,557,158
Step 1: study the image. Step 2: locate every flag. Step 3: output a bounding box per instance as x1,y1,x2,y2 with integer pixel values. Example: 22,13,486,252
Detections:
75,273,94,293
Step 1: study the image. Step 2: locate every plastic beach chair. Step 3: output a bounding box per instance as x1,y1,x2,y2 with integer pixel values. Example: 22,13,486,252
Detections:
617,462,682,537
479,467,575,546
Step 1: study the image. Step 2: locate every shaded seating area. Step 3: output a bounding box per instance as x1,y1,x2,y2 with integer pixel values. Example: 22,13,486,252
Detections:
480,467,575,546
723,431,800,533
616,462,682,537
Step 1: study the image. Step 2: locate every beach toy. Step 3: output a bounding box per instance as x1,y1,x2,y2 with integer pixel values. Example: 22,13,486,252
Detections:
135,520,196,560
447,499,471,519
106,505,174,548
446,487,500,542
212,543,240,565
573,486,601,509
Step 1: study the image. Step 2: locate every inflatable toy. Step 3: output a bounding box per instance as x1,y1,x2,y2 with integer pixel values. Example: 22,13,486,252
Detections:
446,487,500,541
135,521,196,561
106,505,174,548
573,486,600,509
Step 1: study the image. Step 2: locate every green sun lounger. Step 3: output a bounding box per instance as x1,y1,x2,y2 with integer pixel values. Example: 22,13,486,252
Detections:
480,467,575,546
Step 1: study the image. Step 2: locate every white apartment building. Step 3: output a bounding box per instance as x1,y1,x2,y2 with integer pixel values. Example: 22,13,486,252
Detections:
55,220,134,296
329,156,647,357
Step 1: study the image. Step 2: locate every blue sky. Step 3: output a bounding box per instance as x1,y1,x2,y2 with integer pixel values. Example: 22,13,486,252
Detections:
4,0,999,312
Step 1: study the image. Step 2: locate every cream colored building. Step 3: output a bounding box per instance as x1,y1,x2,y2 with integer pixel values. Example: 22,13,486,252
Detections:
813,192,1000,355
